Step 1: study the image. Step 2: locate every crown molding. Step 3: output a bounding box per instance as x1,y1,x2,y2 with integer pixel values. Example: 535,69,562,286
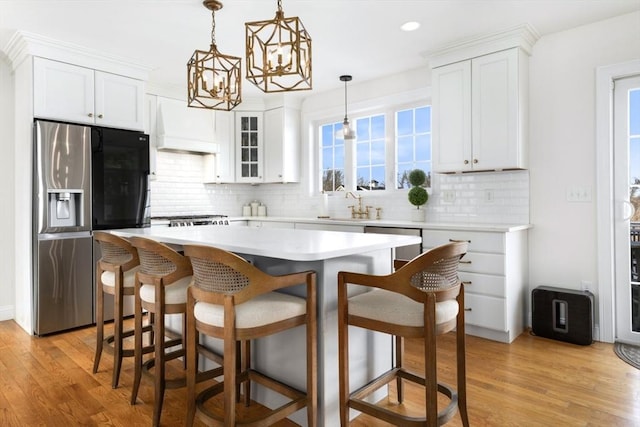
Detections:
2,30,152,80
422,23,540,68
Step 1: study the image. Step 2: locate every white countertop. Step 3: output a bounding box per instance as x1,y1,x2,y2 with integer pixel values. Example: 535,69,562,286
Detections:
111,225,421,261
234,216,532,232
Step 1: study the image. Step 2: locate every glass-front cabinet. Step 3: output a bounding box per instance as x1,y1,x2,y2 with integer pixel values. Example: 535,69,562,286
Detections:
235,112,263,183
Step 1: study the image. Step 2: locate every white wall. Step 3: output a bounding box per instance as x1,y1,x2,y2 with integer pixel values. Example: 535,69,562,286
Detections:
0,55,15,321
528,11,640,330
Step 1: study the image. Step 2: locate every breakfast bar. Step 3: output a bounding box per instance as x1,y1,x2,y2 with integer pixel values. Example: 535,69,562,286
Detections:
111,225,421,426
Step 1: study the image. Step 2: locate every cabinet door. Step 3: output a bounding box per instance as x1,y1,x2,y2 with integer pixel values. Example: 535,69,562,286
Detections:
471,49,519,170
432,60,472,172
95,71,144,131
264,107,300,183
33,57,95,124
235,112,263,183
214,111,235,183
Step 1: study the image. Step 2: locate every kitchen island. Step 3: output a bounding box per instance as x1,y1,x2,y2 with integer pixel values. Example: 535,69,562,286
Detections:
111,225,421,426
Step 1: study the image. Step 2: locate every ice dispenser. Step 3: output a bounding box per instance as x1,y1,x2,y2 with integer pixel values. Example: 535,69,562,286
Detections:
48,190,83,228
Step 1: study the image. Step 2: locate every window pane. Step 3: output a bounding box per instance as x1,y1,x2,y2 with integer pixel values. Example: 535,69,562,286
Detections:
371,115,385,139
322,125,333,146
356,142,369,167
416,106,431,133
371,140,386,164
335,145,345,168
356,118,370,140
371,166,385,189
397,136,413,163
416,134,431,161
631,89,640,136
397,110,412,136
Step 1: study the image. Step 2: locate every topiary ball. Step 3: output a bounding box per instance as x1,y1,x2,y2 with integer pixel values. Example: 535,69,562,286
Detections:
408,169,427,187
408,186,429,207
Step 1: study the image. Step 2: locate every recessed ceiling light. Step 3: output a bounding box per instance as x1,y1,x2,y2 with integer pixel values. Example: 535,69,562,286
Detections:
401,21,420,32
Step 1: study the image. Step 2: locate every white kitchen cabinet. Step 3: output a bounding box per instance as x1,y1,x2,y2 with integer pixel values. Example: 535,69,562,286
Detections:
432,48,527,173
235,112,264,183
203,111,235,183
247,220,295,229
33,57,144,130
422,228,528,343
264,107,300,183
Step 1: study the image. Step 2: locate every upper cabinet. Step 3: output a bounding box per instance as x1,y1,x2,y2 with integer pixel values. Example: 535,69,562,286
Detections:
264,106,300,183
33,57,144,131
235,112,264,183
432,48,527,173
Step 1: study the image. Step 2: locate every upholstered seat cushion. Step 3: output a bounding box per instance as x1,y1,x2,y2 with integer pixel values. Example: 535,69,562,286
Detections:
194,291,306,329
101,266,140,288
348,289,459,327
140,276,192,304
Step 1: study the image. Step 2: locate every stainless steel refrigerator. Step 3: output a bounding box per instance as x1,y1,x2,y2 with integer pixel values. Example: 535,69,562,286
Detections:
33,120,151,335
33,120,94,335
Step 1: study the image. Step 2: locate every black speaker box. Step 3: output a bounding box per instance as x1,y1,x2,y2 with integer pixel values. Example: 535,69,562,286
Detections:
531,286,594,345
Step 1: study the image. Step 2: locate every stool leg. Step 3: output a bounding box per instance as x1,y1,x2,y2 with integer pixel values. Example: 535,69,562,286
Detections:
457,287,470,427
395,335,404,403
306,279,317,427
112,273,124,389
425,294,437,427
337,278,350,427
93,280,104,374
130,286,143,406
153,309,166,427
185,300,197,427
241,340,250,406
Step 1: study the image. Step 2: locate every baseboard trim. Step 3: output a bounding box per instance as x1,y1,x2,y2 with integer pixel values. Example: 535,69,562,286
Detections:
0,305,15,322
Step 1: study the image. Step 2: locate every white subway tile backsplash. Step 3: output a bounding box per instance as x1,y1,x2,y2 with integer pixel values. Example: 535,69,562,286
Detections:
151,151,529,224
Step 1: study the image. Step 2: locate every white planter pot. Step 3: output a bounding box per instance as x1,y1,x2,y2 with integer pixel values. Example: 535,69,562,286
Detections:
411,209,426,222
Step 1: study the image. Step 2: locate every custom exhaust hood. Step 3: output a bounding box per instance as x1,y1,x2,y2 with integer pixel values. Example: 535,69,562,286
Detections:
156,97,219,154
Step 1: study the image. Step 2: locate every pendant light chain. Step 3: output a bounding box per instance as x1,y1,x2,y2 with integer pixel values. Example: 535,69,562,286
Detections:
211,8,216,46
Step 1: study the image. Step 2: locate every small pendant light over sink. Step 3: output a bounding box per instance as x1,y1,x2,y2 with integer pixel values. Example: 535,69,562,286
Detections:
340,75,355,140
187,0,242,111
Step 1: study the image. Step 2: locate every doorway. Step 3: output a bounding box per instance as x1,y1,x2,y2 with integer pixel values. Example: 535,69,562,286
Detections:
596,60,640,344
613,75,640,344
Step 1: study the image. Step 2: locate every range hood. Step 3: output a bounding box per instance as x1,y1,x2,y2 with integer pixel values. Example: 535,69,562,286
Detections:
156,97,219,154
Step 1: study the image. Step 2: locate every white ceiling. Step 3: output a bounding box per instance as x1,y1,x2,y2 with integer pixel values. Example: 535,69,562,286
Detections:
1,0,639,100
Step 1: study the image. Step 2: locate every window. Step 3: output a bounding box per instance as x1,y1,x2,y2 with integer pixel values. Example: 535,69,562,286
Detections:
321,123,345,192
396,106,431,189
356,114,386,190
319,102,430,192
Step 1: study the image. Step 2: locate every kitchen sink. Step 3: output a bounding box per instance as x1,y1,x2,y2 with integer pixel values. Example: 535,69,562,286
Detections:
326,217,370,222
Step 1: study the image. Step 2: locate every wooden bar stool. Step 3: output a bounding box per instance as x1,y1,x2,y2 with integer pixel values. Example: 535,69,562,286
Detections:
128,236,193,427
93,231,153,389
337,241,469,427
183,244,317,427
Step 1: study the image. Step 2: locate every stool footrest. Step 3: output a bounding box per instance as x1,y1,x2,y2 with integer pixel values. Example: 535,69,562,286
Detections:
349,367,459,426
102,324,154,357
195,369,308,426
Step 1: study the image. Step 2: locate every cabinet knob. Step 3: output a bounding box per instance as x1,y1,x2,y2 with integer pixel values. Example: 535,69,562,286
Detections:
464,160,469,164
88,113,93,117
473,159,478,164
98,114,104,119
449,238,471,243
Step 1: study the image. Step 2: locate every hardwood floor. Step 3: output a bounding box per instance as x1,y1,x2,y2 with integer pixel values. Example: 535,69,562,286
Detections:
0,319,638,426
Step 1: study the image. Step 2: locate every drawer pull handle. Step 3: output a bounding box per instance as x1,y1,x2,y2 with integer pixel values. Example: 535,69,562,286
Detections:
459,260,472,264
462,281,472,285
464,308,472,312
449,238,471,243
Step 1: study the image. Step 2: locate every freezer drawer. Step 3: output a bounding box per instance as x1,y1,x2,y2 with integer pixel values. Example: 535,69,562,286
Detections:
34,234,94,335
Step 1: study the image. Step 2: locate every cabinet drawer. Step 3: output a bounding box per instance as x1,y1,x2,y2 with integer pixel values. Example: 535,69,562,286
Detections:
422,229,505,253
459,272,505,297
456,252,504,275
463,293,506,331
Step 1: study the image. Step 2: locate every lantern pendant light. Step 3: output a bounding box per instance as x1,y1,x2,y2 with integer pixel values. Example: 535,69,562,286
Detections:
245,0,312,93
340,75,355,140
188,0,242,111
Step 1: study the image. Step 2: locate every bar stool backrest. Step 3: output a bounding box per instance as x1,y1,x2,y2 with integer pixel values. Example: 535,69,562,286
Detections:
94,231,139,270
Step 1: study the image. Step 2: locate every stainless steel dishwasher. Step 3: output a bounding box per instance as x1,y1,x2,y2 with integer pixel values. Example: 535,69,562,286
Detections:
364,226,422,261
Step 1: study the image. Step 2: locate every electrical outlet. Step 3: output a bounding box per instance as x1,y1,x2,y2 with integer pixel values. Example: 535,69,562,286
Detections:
442,190,456,203
567,186,592,202
484,189,495,203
